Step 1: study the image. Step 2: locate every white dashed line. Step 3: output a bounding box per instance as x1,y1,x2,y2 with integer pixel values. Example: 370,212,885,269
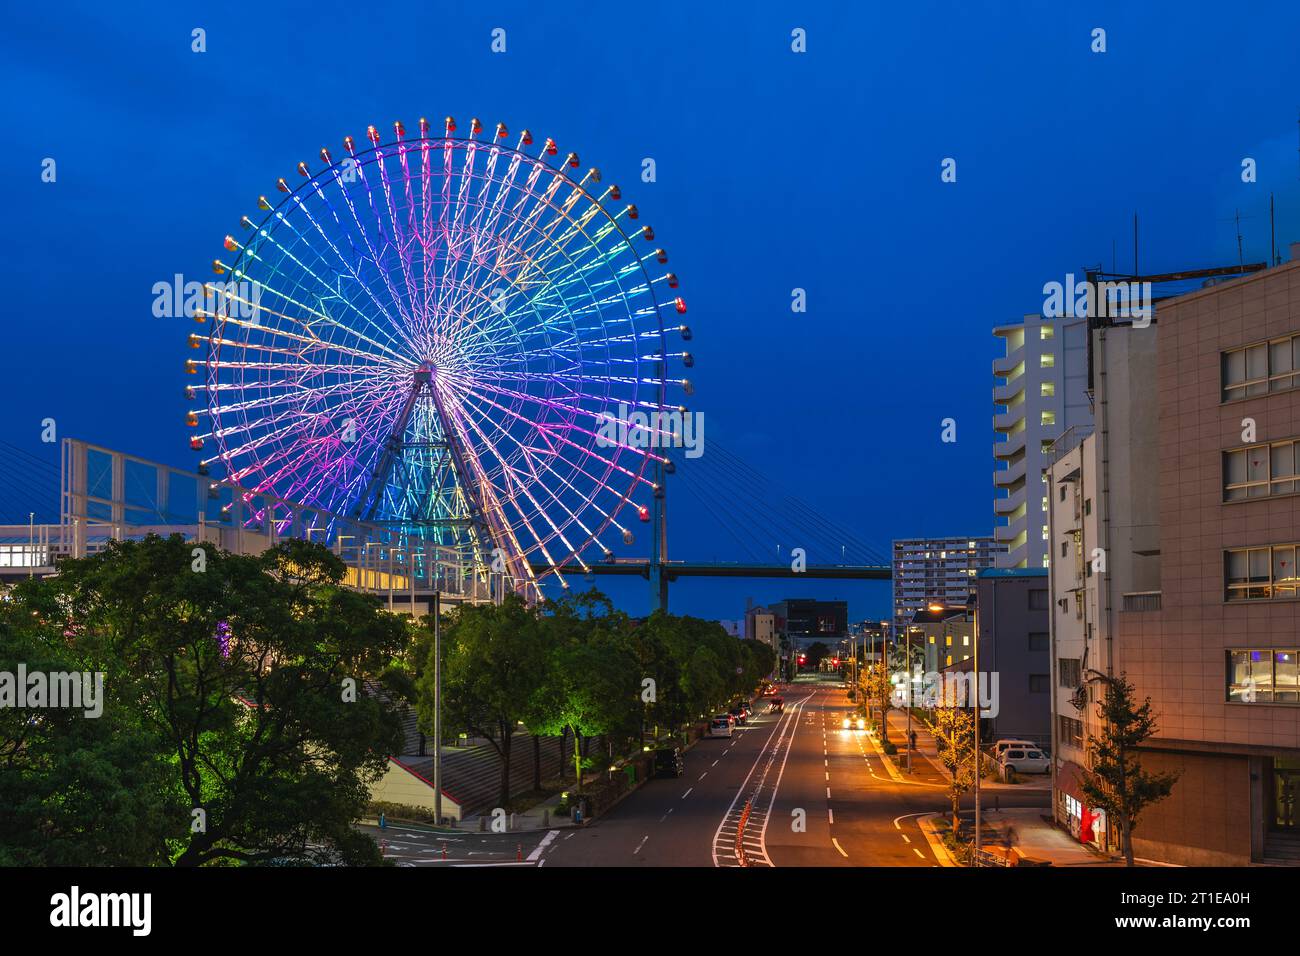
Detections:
828,808,834,824
826,787,832,799
832,838,848,858
914,848,925,859
682,788,693,799
633,835,649,855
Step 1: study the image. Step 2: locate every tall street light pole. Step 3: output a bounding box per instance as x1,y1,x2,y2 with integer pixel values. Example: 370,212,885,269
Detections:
433,590,443,826
905,624,913,773
969,592,982,860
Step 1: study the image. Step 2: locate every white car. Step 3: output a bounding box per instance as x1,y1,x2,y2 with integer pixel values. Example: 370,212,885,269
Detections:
709,716,733,738
999,747,1050,774
992,739,1043,757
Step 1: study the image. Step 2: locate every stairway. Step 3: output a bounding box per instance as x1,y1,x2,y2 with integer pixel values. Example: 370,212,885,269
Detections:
1262,830,1300,865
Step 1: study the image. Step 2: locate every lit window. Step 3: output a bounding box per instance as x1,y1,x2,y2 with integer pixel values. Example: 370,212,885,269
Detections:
1041,410,1056,427
1041,381,1055,397
1040,326,1055,340
1041,354,1055,368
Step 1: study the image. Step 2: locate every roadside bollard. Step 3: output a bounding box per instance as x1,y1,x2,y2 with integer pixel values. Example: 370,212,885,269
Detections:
441,844,447,861
516,843,522,862
380,839,387,857
378,812,386,830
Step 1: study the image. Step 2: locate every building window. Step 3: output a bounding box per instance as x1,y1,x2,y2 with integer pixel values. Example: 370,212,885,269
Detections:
1224,439,1300,501
1041,410,1056,427
1225,544,1300,600
1059,485,1067,501
1028,589,1049,610
1041,326,1054,340
1227,649,1300,703
1041,353,1055,368
1222,334,1300,401
1029,674,1050,693
1028,632,1049,652
1058,715,1084,748
1059,658,1082,687
1041,381,1055,397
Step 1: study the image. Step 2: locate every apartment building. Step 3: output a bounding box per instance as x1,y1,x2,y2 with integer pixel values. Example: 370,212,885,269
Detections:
891,536,1003,635
1045,317,1159,853
1048,250,1300,864
994,312,1091,569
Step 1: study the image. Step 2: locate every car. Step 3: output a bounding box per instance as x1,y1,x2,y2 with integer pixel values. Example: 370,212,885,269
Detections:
708,716,733,738
992,738,1044,757
728,705,748,725
653,747,685,778
840,716,866,730
769,696,784,713
999,747,1050,774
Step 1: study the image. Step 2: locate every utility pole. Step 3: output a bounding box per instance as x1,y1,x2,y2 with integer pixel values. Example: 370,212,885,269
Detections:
433,590,443,825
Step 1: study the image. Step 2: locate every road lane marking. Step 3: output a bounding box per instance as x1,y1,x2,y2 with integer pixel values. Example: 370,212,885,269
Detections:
832,838,848,858
633,835,649,855
828,808,834,824
913,848,925,859
901,834,911,844
682,787,693,799
824,772,829,781
698,772,708,781
712,760,719,767
826,787,831,799
526,829,559,861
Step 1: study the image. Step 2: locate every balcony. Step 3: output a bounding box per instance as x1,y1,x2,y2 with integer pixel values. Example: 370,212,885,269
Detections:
993,377,1025,404
994,521,1023,544
993,408,1024,431
993,431,1026,460
993,457,1027,487
993,345,1026,377
994,495,1022,516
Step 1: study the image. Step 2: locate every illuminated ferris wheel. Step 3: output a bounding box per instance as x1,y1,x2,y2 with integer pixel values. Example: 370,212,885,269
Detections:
183,116,694,597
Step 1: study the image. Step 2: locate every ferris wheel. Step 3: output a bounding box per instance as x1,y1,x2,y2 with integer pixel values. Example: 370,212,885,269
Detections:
183,116,694,597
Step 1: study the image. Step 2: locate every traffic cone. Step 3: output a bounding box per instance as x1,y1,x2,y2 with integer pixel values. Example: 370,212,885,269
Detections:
380,839,387,857
441,844,447,861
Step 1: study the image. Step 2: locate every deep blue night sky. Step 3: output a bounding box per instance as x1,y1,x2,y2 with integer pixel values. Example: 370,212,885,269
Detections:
3,1,1299,621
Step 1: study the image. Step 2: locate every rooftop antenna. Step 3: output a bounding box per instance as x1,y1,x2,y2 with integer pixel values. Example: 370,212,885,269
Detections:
1271,192,1278,267
1133,212,1139,276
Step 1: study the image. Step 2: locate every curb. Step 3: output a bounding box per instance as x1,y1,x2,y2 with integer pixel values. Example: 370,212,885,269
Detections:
917,813,960,867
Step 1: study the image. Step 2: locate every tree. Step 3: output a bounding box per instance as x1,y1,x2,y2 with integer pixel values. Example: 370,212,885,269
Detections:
416,594,549,809
1079,672,1179,866
2,534,407,866
532,591,640,792
805,640,830,671
931,706,976,835
860,662,893,739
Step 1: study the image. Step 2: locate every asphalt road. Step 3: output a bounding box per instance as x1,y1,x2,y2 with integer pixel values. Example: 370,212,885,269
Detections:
363,676,1049,868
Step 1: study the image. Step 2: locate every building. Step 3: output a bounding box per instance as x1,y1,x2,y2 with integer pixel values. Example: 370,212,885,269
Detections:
1046,316,1159,854
744,605,777,652
907,605,973,677
767,598,848,653
964,568,1052,748
993,312,1091,569
1048,248,1300,864
892,536,1003,635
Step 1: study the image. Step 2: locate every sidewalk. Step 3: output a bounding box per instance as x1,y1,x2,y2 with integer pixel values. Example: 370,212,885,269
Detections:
979,808,1117,866
883,709,1050,791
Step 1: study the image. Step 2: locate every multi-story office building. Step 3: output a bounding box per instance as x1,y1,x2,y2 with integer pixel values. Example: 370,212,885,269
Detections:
993,312,1091,569
767,598,848,653
1048,249,1300,864
892,536,1003,635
